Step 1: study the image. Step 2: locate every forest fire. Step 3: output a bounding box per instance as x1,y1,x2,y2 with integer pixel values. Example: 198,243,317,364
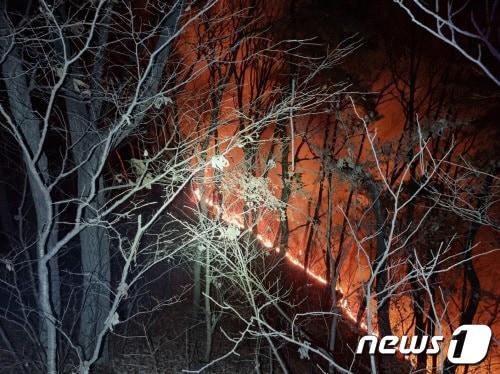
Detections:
193,186,423,367
0,1,497,373
192,187,370,332
193,188,430,367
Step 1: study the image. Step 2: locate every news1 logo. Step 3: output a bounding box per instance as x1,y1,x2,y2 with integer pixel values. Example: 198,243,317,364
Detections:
447,325,492,364
356,324,492,365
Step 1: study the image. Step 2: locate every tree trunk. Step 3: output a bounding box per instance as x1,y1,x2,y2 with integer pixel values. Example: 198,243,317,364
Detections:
406,167,428,371
304,122,331,272
0,35,58,373
443,175,492,374
278,120,290,257
63,62,111,360
77,175,111,360
325,172,339,374
192,62,234,310
366,182,393,339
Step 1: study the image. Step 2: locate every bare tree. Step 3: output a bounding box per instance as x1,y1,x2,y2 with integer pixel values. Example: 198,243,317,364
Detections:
344,98,499,373
0,1,221,372
394,0,500,85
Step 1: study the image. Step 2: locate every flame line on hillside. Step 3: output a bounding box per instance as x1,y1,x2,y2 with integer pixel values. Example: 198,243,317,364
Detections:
192,188,369,330
193,187,420,364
